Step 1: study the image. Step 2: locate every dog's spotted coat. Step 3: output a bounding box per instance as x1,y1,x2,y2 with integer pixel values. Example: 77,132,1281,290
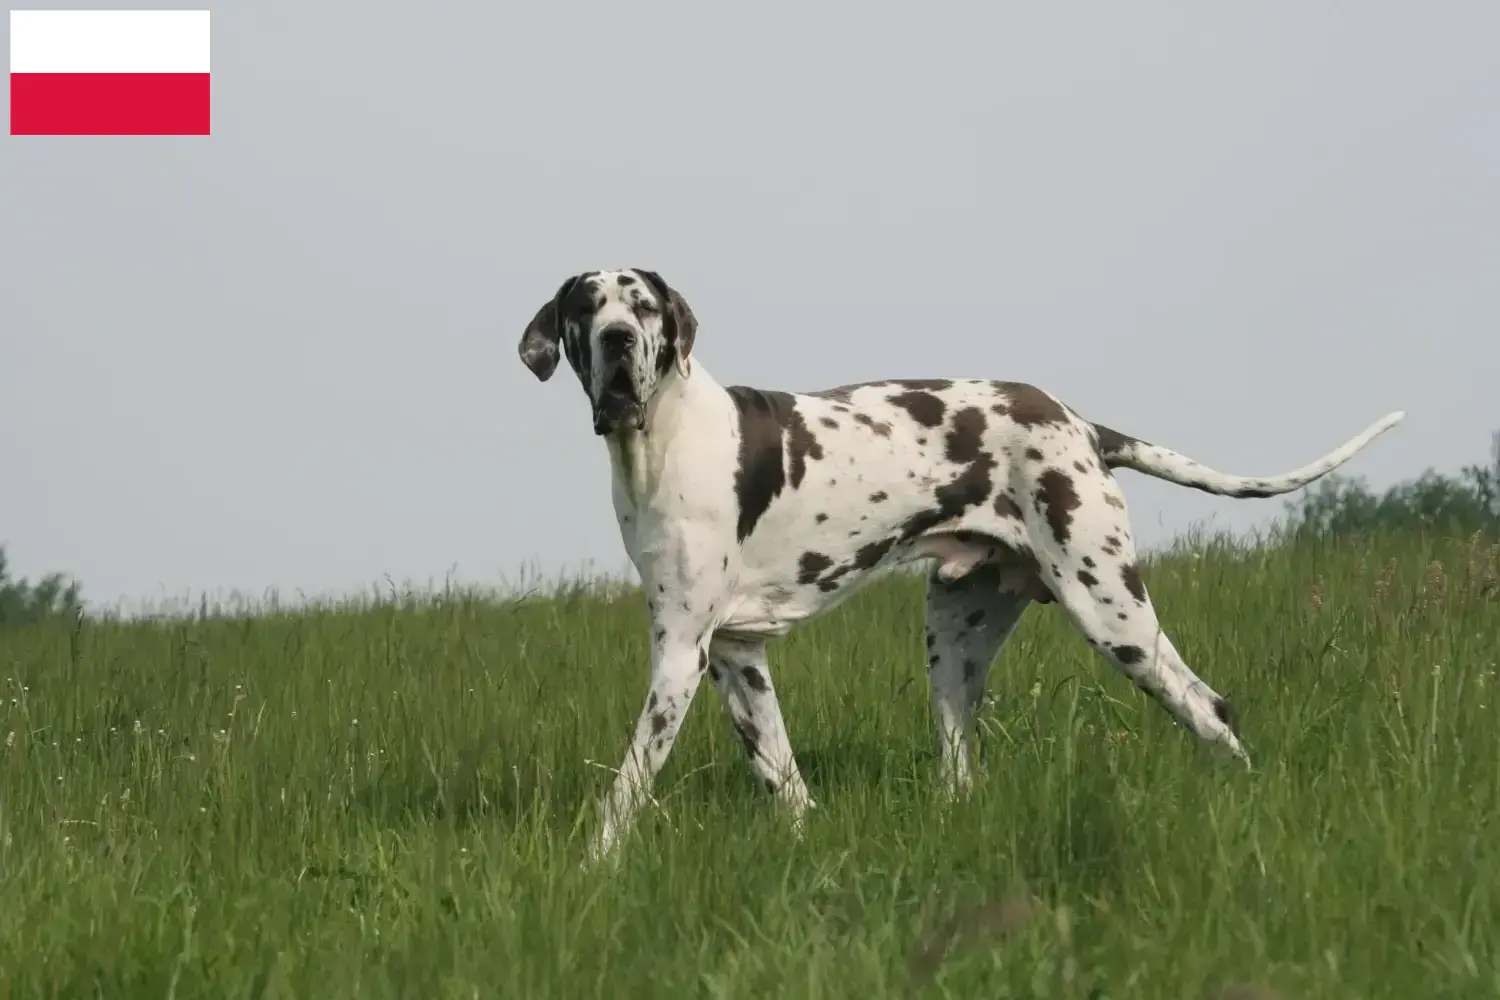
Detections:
517,269,1406,864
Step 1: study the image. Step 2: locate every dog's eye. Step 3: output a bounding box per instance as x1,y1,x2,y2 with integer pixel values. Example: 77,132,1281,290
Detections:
634,301,659,316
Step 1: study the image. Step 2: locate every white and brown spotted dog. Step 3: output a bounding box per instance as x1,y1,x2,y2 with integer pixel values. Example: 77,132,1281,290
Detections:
517,268,1405,863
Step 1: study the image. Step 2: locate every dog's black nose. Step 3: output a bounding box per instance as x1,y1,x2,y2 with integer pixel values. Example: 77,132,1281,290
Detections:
600,325,636,356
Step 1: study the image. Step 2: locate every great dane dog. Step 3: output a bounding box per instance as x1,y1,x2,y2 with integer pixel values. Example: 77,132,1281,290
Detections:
516,268,1405,863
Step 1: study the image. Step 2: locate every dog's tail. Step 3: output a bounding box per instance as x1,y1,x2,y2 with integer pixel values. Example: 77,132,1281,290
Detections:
1091,410,1406,498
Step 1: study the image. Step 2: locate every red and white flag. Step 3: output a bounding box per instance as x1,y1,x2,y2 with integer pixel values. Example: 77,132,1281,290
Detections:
10,9,210,135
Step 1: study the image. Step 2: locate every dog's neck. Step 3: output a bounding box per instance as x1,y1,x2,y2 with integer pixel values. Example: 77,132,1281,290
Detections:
603,359,725,506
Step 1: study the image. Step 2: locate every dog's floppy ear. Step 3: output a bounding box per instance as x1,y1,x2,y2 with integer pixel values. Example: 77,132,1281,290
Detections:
518,275,581,382
634,269,698,378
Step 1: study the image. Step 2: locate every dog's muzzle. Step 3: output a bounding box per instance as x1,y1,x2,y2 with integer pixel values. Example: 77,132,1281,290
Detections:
593,397,646,435
592,370,645,435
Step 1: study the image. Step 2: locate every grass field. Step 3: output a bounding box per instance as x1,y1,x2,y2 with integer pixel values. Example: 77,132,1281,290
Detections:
1,529,1497,998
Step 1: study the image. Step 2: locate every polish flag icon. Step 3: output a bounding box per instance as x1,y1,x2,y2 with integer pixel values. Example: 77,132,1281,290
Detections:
10,9,210,135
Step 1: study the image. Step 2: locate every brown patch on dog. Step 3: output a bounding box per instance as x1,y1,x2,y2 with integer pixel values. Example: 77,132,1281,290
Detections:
995,383,1069,428
944,407,987,463
797,551,833,584
1092,423,1141,465
1034,469,1082,546
1213,696,1241,738
807,383,860,403
889,390,947,428
724,387,792,543
734,719,760,757
785,409,824,489
1120,562,1147,603
808,535,899,594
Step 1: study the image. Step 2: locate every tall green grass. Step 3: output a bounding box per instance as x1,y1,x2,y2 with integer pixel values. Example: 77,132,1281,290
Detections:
1,531,1496,998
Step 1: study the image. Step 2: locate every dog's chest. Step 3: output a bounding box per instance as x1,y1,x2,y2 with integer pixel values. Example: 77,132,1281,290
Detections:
606,430,732,577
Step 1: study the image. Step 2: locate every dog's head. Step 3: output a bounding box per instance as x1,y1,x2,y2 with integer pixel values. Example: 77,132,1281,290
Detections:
518,269,698,435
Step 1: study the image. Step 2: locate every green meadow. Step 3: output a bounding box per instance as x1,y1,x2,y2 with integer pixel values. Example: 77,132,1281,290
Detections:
1,530,1496,998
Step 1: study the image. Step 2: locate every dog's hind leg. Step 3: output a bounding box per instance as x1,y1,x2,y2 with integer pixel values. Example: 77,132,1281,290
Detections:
1027,472,1249,764
925,567,1031,796
707,634,815,826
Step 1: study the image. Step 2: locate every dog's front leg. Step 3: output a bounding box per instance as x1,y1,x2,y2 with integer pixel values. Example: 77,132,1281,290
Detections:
587,624,709,865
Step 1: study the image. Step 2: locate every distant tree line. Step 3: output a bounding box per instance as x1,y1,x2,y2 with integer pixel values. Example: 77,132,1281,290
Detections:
0,546,81,629
1278,430,1499,539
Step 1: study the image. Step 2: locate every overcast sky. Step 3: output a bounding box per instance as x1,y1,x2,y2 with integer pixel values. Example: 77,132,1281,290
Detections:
3,1,1496,612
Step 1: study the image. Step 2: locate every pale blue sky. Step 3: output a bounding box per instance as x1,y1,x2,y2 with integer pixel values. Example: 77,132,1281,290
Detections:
3,1,1496,612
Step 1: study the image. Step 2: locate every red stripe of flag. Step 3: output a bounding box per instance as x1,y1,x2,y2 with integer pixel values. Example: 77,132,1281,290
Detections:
10,73,210,135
